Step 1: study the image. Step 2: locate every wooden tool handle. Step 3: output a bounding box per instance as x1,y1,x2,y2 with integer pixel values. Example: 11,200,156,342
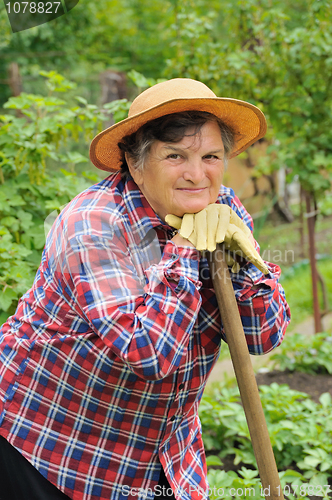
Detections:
208,246,284,500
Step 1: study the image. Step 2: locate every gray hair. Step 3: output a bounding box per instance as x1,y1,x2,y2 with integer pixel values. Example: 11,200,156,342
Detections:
118,111,235,179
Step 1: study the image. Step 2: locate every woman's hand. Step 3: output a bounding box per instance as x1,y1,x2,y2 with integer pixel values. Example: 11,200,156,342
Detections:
166,204,268,275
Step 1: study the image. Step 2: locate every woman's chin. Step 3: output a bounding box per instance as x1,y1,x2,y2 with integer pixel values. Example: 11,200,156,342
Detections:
176,202,210,216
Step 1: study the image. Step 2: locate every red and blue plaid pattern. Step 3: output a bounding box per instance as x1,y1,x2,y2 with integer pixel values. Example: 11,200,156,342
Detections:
0,173,290,500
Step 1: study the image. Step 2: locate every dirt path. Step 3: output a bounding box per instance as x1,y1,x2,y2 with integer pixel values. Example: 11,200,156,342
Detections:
207,312,332,384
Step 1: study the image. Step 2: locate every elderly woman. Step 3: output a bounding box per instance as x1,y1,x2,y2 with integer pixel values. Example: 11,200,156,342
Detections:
0,79,290,500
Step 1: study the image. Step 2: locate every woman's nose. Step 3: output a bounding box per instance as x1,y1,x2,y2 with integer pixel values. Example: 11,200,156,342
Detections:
183,159,205,183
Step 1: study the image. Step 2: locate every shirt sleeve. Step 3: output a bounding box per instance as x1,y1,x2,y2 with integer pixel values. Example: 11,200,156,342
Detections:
51,215,203,381
228,261,290,354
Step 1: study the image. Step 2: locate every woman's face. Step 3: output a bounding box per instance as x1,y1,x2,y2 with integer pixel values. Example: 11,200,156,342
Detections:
127,120,225,220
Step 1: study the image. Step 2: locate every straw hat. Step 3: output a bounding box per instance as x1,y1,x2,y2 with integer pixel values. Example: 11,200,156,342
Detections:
89,78,267,172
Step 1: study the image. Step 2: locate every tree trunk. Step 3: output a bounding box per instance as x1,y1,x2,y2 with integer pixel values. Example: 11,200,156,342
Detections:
8,62,22,96
299,187,305,259
304,191,322,333
99,70,127,128
317,270,329,316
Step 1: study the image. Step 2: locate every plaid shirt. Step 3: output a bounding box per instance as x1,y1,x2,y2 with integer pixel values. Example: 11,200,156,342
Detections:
0,172,290,500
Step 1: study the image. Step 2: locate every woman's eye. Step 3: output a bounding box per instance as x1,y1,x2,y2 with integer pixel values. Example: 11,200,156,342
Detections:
204,154,220,160
167,154,181,160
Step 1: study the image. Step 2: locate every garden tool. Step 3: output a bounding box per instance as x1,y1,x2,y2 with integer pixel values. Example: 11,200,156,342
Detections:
207,247,284,500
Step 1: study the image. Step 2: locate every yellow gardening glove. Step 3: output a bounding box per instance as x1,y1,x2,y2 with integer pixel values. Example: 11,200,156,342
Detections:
165,204,269,275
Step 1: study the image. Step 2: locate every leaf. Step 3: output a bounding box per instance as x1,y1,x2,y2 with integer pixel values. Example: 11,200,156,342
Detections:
1,216,19,230
309,472,330,486
304,456,321,468
281,469,305,481
238,467,259,480
75,96,88,105
0,287,17,312
206,455,223,467
17,210,33,231
66,152,88,164
320,461,331,472
103,99,131,123
127,69,154,89
0,311,9,325
29,225,47,250
319,393,332,408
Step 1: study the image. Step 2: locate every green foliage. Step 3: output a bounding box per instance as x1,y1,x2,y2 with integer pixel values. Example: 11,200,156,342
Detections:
127,69,166,91
0,70,110,182
257,210,332,326
319,193,332,217
207,466,262,500
0,169,100,323
270,332,332,375
163,0,332,201
102,99,131,124
200,382,332,498
0,223,34,324
0,0,175,105
0,71,114,319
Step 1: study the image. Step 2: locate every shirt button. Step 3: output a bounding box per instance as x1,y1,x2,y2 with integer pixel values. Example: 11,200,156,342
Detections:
171,254,177,260
179,383,185,390
170,415,176,422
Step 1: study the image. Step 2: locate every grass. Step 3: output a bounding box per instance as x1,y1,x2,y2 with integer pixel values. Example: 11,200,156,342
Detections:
255,211,332,329
280,259,332,328
256,214,332,267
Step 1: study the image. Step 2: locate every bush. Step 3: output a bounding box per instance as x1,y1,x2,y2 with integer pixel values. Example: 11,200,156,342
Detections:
0,71,117,320
0,169,100,323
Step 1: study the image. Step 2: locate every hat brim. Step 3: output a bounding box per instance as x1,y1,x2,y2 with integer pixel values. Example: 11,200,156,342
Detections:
89,97,267,172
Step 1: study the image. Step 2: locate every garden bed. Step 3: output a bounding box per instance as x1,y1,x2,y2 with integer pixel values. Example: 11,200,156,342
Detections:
201,332,332,499
255,370,332,500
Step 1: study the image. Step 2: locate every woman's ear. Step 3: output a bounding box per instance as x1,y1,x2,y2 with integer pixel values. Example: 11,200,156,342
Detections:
125,153,143,186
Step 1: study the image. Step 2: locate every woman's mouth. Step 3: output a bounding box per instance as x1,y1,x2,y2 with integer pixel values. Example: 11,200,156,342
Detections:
177,187,207,193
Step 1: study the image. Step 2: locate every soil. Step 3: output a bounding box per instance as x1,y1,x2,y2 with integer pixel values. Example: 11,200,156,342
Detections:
255,369,332,404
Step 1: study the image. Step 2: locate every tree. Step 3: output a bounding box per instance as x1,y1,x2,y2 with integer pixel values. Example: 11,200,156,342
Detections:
163,0,332,331
0,0,175,105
